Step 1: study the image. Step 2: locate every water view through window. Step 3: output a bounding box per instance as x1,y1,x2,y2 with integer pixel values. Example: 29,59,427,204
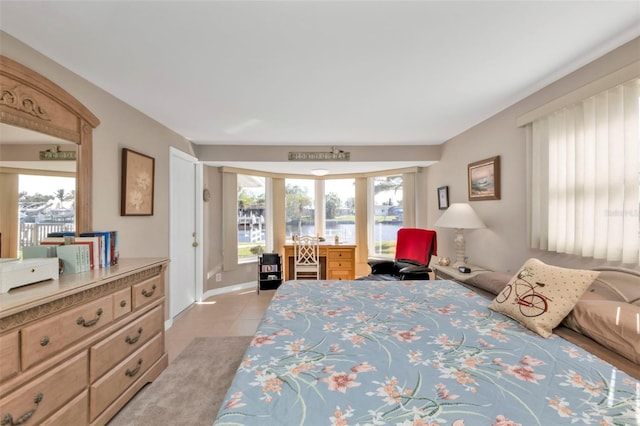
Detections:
18,174,75,254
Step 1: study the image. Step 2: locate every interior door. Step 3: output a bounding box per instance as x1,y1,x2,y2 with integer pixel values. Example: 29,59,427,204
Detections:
169,147,202,320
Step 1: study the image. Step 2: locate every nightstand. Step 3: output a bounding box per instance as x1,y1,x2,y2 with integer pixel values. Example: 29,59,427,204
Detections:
431,263,490,282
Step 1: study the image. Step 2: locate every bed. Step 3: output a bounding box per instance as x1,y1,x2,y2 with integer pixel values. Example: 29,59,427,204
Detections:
214,263,639,426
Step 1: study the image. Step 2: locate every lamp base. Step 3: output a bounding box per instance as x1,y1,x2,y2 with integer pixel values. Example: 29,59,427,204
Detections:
453,228,466,268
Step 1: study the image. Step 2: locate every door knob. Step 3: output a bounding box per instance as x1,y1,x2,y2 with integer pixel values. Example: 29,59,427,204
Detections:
192,242,199,247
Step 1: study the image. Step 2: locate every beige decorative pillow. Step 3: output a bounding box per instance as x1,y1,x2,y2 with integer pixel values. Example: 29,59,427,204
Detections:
489,258,599,338
462,272,512,295
563,298,640,364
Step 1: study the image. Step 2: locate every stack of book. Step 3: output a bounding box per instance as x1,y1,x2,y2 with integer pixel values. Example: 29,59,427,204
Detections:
23,230,119,275
45,231,119,268
79,231,119,267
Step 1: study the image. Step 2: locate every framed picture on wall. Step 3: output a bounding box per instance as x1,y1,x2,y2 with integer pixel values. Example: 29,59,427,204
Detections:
121,148,155,216
468,155,500,201
437,186,449,209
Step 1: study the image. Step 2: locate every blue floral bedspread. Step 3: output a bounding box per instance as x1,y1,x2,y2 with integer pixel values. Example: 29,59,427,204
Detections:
214,280,639,426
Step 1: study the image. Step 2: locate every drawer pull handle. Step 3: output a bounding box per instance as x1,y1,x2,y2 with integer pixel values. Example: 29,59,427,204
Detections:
77,308,103,327
125,358,143,377
125,327,143,344
1,392,43,425
39,336,50,347
120,300,127,308
141,284,157,298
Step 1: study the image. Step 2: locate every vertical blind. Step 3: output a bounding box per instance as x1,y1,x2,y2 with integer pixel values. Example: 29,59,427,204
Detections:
528,78,640,264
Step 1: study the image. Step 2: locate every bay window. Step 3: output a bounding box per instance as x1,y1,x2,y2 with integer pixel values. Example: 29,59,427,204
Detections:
237,174,267,263
369,174,404,258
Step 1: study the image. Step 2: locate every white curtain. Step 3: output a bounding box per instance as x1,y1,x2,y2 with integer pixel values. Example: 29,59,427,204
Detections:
222,171,238,271
529,78,640,264
402,172,416,228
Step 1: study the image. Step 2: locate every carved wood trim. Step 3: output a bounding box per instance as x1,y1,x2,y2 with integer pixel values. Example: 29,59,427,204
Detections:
0,55,100,233
0,265,164,331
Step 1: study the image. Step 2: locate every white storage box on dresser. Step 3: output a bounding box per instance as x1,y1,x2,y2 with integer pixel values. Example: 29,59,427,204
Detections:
0,258,169,426
0,259,60,294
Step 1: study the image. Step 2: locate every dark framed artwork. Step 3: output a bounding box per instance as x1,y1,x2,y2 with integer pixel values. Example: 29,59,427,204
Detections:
468,155,500,201
437,186,449,210
121,148,155,216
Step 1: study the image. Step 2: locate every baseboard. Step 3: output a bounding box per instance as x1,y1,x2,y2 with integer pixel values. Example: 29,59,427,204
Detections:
201,281,256,300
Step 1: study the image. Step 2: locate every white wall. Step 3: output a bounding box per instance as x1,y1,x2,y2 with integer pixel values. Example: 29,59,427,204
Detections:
1,31,195,260
422,37,640,273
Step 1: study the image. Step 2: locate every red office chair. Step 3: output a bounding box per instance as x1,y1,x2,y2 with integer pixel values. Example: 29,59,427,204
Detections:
366,228,437,280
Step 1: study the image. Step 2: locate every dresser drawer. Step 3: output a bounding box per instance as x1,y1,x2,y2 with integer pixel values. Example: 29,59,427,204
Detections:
0,331,19,382
90,332,164,420
41,390,88,426
328,269,352,280
89,305,164,381
132,275,163,310
328,260,353,270
328,249,353,260
21,295,114,369
0,352,87,425
112,287,132,320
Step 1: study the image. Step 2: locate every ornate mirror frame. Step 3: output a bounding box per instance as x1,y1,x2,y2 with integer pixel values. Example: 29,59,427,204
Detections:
0,55,100,233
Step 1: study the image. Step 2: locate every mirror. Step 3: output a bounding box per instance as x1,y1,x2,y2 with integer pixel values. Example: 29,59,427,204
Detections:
0,124,76,257
0,55,100,257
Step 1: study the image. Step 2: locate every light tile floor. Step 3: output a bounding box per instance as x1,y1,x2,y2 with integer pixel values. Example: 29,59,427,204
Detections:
165,287,274,363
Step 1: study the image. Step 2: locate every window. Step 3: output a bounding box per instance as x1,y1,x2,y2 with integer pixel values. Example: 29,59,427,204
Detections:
370,174,403,257
285,178,315,238
224,169,417,269
325,178,355,244
18,174,75,255
237,174,266,262
528,78,639,264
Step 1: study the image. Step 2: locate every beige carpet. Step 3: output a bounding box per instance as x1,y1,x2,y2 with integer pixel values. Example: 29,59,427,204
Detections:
108,336,252,426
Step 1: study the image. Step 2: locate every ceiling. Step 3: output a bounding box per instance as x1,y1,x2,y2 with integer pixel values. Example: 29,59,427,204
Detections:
1,1,639,174
0,123,75,172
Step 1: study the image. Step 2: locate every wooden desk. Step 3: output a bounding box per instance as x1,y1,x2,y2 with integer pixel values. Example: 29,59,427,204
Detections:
284,243,356,281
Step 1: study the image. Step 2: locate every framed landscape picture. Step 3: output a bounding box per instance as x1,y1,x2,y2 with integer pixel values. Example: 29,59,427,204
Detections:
468,155,500,201
121,148,155,216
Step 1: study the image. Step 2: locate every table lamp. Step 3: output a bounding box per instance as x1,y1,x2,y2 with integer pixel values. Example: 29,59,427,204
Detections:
434,203,485,267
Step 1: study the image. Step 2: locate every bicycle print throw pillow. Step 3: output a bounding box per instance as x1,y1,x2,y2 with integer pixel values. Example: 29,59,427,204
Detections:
488,258,599,338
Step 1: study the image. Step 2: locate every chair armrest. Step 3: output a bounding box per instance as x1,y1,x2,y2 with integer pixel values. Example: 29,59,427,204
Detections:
399,265,432,280
368,259,396,275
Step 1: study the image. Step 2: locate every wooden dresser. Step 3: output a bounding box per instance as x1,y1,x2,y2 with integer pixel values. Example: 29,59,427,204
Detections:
0,258,169,426
283,243,356,280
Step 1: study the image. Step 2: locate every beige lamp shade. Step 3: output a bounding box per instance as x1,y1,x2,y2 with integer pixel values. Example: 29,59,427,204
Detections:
434,203,485,267
434,203,486,229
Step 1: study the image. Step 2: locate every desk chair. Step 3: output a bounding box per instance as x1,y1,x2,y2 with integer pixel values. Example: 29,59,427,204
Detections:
366,228,437,280
293,235,320,279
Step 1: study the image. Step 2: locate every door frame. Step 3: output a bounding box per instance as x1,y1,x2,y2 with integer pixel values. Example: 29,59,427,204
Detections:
168,147,203,325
